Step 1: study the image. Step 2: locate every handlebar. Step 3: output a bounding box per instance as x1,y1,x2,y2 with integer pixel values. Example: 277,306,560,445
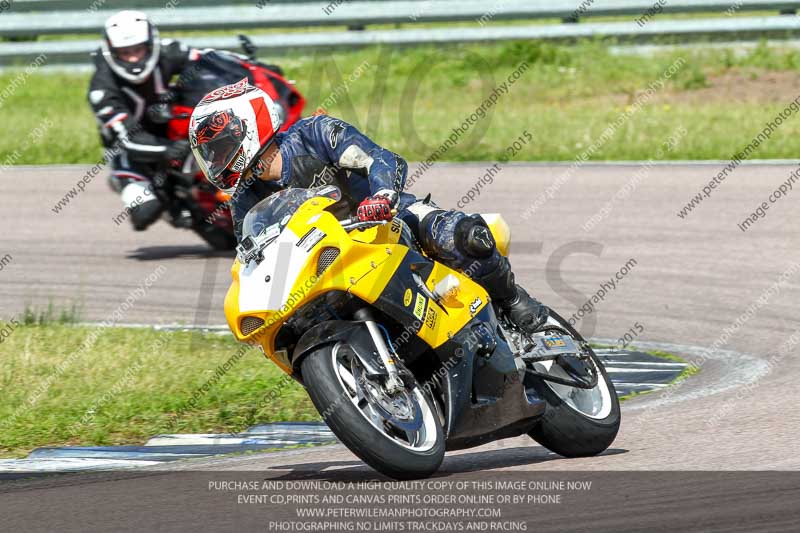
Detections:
340,209,398,232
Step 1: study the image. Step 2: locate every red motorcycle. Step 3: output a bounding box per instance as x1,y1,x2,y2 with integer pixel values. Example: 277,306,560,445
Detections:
155,43,305,250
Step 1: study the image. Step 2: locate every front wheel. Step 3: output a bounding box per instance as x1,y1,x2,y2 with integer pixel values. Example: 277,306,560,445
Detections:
527,311,621,457
193,220,237,251
301,342,445,480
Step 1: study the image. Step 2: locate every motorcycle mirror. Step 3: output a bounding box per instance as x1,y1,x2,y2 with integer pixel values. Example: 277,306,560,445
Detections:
238,34,258,60
146,103,172,124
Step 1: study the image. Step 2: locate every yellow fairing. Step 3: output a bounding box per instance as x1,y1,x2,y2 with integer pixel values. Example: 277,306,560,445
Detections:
225,196,495,369
417,263,488,348
345,216,489,349
225,196,408,365
482,213,511,256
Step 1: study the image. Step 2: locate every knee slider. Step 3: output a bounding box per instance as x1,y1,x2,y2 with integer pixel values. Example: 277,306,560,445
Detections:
455,215,496,259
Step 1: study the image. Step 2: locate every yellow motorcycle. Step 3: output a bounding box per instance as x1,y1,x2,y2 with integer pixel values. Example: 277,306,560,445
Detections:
225,186,620,479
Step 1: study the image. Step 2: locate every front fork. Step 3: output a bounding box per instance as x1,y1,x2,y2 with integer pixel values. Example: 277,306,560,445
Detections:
354,308,406,394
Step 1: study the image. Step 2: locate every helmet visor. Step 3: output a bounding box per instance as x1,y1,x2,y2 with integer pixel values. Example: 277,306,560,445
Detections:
112,42,149,60
192,110,248,184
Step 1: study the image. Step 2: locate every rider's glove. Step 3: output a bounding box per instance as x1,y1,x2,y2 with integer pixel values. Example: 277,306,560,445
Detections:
357,195,393,222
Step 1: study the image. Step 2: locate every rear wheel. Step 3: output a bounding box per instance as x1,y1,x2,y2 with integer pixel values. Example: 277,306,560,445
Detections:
527,311,620,457
301,342,445,479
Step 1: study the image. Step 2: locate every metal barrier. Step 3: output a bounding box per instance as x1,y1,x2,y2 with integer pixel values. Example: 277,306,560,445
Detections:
6,0,337,10
1,1,800,66
3,1,800,37
5,0,798,18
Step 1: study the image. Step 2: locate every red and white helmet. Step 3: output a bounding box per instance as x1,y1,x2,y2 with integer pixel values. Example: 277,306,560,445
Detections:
188,79,284,193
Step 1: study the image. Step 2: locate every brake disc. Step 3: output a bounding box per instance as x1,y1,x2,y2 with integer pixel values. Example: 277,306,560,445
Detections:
353,362,424,432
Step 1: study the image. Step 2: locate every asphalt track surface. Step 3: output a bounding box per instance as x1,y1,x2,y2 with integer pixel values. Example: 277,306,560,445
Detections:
1,162,799,530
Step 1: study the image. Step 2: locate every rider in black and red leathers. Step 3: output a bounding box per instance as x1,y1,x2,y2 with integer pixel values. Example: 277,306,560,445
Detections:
87,10,200,230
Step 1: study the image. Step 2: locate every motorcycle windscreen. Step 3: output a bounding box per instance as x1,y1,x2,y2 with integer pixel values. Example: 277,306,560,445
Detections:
242,186,342,238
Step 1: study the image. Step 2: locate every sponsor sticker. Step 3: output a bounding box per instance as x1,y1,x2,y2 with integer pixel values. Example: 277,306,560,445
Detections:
404,289,413,307
296,227,326,252
425,306,437,330
231,150,247,172
469,297,483,315
413,293,427,320
316,185,340,198
262,223,281,240
544,337,566,348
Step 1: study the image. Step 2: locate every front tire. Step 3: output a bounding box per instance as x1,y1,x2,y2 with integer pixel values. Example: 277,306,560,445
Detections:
193,221,237,251
528,311,621,457
301,343,445,480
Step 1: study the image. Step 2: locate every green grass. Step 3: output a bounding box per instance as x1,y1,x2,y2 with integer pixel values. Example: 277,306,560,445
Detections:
0,323,315,458
3,40,800,165
647,349,701,382
0,322,698,458
20,302,82,326
617,355,700,402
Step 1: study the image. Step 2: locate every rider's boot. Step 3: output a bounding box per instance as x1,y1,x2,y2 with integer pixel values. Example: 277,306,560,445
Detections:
413,208,549,334
476,255,548,335
121,182,164,231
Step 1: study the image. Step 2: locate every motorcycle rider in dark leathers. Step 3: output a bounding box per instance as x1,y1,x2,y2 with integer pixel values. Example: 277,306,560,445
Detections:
188,81,548,334
87,10,201,230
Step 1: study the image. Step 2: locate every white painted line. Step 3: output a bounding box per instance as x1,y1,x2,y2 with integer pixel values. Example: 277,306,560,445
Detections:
605,367,681,373
592,338,770,411
0,458,160,472
614,382,669,388
74,322,231,334
605,361,687,367
146,436,298,446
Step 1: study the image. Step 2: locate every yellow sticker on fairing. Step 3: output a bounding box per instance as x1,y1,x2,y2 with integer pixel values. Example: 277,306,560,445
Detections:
425,306,437,330
390,219,402,235
413,293,426,320
404,288,413,307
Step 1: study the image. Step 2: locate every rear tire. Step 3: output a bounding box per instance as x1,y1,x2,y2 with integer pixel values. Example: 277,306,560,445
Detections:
301,344,445,480
528,311,620,457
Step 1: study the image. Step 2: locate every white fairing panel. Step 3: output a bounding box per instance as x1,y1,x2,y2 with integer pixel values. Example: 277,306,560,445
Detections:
238,228,316,313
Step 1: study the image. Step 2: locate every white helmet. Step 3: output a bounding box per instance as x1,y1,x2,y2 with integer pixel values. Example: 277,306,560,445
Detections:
189,78,284,193
101,10,161,84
